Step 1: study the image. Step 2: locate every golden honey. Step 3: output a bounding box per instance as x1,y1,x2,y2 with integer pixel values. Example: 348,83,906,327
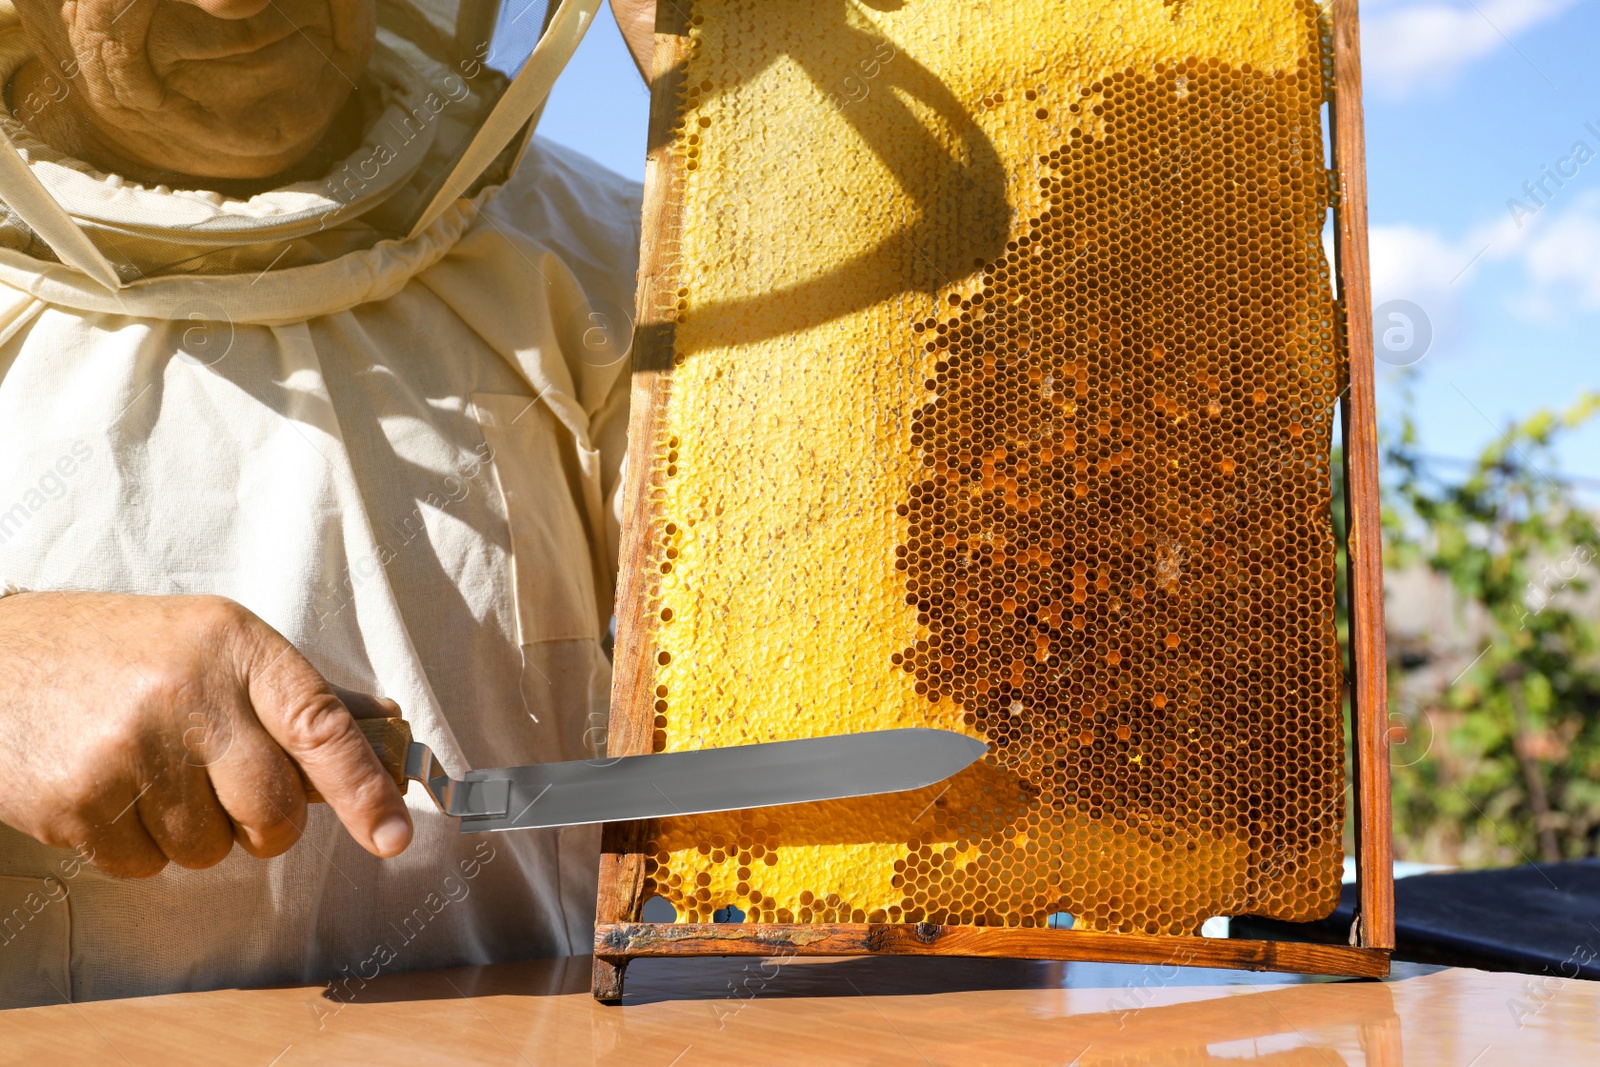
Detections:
631,0,1344,935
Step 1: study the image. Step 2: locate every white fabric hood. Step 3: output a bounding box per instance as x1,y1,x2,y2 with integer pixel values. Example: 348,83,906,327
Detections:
0,0,600,288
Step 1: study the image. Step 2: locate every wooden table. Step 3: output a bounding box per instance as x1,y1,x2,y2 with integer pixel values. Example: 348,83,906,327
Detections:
1,953,1594,1064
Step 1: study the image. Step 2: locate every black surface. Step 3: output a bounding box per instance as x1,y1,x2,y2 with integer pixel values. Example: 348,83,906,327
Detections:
1232,860,1600,979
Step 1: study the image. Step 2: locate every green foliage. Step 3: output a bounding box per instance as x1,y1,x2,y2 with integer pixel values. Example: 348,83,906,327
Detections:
1382,391,1600,865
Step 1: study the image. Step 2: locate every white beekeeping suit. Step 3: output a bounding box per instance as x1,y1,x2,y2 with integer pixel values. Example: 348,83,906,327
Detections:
0,0,641,1005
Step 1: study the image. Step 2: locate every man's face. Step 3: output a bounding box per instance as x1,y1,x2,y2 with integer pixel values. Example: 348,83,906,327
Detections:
14,0,375,180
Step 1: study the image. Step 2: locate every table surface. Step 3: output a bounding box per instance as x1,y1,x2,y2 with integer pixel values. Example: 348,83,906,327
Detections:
1,952,1594,1065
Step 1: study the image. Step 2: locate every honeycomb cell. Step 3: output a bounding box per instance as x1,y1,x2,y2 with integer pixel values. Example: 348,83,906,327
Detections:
630,0,1345,938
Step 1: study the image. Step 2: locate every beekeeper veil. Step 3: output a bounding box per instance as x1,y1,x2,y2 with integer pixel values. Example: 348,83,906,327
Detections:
0,0,599,288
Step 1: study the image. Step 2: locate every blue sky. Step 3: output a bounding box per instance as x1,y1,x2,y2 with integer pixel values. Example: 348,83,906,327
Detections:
538,0,1600,480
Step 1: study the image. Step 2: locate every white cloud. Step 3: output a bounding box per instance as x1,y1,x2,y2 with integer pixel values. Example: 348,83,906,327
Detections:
1362,0,1578,97
1369,224,1474,304
1357,213,1533,360
1362,224,1480,361
1513,190,1600,310
1366,214,1518,299
1364,193,1600,330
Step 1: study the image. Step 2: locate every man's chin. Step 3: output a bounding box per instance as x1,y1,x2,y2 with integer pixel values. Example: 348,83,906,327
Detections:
129,101,351,183
97,141,318,188
125,132,328,182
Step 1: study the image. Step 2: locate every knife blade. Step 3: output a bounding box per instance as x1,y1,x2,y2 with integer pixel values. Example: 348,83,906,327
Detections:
455,727,988,833
319,719,988,833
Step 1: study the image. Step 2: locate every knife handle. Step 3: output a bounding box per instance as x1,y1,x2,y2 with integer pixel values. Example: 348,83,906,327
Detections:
304,717,412,803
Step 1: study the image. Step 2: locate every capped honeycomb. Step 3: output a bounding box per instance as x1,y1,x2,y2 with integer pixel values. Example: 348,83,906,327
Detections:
625,0,1345,936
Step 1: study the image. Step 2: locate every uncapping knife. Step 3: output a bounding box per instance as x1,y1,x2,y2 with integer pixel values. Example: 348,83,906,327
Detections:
316,718,988,833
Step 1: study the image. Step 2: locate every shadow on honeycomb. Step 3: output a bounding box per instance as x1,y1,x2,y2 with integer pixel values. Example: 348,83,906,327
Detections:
639,0,1346,939
643,0,1010,363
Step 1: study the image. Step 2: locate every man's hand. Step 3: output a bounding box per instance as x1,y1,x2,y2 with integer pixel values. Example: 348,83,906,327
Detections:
0,592,413,877
611,0,656,82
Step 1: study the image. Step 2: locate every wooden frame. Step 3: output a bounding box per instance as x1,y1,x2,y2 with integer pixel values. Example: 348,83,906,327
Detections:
593,0,1392,1002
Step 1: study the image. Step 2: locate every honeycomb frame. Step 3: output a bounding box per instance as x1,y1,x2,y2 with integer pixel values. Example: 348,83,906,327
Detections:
594,0,1391,1000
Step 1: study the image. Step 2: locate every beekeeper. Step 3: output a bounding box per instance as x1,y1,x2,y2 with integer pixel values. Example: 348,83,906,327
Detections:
0,0,657,1006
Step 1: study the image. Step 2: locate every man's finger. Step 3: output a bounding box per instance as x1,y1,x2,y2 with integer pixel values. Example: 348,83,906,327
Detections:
246,639,412,859
66,796,169,879
330,685,403,721
137,764,235,870
79,826,168,879
204,715,309,859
